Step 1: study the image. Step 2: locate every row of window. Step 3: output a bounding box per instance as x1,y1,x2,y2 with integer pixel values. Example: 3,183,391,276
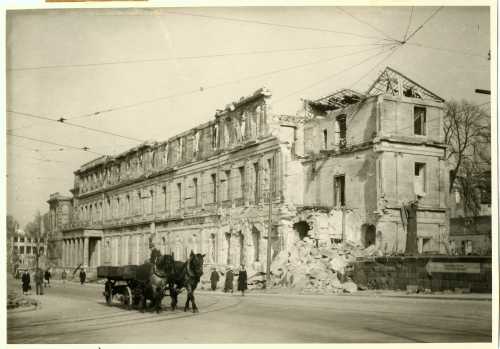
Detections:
11,237,43,243
78,106,268,195
78,158,275,223
13,245,44,255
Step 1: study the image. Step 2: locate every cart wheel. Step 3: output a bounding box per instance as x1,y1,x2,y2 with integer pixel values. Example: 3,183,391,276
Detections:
105,282,113,305
122,286,132,309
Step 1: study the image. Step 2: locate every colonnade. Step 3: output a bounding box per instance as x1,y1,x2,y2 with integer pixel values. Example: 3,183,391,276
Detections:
62,237,101,268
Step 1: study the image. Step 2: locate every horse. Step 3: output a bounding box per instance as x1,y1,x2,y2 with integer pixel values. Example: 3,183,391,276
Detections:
138,250,171,313
161,251,205,313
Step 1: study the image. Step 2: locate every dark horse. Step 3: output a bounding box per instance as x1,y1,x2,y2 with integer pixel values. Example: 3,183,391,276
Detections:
139,251,171,313
160,251,205,313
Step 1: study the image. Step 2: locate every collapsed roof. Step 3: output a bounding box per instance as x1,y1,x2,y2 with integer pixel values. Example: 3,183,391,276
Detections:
306,66,445,115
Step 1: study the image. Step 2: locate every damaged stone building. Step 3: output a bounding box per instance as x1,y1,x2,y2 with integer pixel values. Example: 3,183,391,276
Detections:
48,67,449,276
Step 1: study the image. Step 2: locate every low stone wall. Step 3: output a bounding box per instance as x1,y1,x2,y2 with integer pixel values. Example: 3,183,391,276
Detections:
350,256,492,293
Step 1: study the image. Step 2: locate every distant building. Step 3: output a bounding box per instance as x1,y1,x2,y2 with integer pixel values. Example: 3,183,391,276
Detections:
448,170,491,256
8,229,48,270
48,67,450,276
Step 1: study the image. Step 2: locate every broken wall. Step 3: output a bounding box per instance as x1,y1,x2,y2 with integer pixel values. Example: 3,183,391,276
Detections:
380,95,443,142
304,97,377,154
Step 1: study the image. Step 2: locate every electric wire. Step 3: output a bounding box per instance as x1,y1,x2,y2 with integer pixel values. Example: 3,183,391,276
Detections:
64,44,393,121
7,110,145,143
403,7,414,41
348,45,401,91
404,7,444,43
271,44,399,106
7,42,389,72
159,9,394,42
6,133,105,156
404,42,489,59
336,7,398,42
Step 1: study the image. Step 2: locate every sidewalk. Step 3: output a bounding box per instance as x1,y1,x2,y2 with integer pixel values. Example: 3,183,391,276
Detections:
195,287,492,301
56,278,492,301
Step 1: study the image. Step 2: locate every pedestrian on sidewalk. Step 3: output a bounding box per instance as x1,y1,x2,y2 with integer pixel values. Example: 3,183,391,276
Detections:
44,269,51,288
79,269,86,285
35,268,44,295
61,269,67,285
224,267,234,293
21,270,31,295
237,265,248,296
210,268,220,291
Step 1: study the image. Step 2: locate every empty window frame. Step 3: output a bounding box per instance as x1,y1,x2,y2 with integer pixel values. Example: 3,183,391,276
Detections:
414,106,427,136
193,178,199,206
414,162,426,194
210,174,217,203
253,162,260,203
177,183,182,209
225,170,231,201
334,175,346,207
323,129,328,150
162,185,167,211
212,124,219,149
238,166,245,199
336,115,347,148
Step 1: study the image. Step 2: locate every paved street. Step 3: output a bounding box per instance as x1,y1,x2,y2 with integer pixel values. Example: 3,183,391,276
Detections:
7,281,492,344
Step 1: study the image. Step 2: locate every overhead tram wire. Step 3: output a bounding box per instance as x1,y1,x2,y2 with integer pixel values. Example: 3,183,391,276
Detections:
8,42,390,72
271,43,399,106
348,45,402,90
7,110,146,143
395,7,487,61
401,7,444,44
6,133,105,156
158,10,395,42
64,44,395,122
403,42,489,59
336,7,399,43
403,7,414,42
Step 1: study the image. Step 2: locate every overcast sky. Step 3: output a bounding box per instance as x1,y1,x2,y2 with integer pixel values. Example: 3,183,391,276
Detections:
6,6,491,228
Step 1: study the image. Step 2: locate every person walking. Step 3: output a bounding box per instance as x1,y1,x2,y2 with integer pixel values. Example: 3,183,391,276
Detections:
224,267,234,293
79,269,86,285
21,270,31,295
61,269,67,285
44,269,51,288
237,265,248,296
35,268,44,295
210,268,220,291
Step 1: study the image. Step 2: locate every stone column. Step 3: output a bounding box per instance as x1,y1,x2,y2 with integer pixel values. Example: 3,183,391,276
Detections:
70,239,75,267
75,238,80,265
83,237,89,268
96,239,101,266
64,240,68,266
112,237,117,265
135,235,141,264
122,235,129,265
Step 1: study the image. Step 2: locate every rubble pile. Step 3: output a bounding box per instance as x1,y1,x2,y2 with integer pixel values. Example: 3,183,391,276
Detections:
269,237,382,294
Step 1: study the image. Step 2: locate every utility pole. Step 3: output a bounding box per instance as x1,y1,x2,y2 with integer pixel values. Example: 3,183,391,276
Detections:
265,156,274,287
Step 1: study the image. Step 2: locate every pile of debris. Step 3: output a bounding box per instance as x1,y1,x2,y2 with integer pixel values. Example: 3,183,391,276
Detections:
268,237,382,294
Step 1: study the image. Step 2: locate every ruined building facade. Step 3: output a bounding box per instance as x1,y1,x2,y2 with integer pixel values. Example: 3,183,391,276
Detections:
48,67,450,275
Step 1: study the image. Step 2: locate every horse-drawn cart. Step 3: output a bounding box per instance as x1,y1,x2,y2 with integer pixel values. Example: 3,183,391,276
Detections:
97,264,155,309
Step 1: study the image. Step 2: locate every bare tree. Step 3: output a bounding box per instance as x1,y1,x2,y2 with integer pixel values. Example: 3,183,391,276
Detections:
443,100,490,193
